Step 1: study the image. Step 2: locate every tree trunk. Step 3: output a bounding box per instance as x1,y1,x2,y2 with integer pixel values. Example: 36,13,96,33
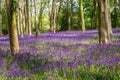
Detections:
119,0,120,10
49,0,57,33
107,0,113,35
53,0,57,33
67,0,71,31
0,0,2,36
98,0,111,44
28,0,32,35
6,0,19,54
18,0,24,38
17,8,20,35
34,0,39,38
26,0,31,35
30,0,33,33
79,0,85,32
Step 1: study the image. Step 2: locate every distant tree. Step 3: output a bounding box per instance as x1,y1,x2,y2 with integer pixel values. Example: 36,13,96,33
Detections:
17,0,20,35
34,0,39,38
25,0,31,35
38,0,46,31
52,0,57,33
18,0,24,38
98,0,112,44
30,0,33,32
0,0,2,36
67,0,71,31
79,0,85,32
48,0,57,33
119,0,120,10
6,0,19,53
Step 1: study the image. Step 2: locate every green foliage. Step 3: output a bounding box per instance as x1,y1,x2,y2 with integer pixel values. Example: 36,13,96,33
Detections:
1,9,8,34
60,8,69,31
11,0,18,12
1,0,120,33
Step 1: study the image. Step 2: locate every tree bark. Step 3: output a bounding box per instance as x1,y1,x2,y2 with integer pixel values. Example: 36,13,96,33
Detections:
17,7,20,35
6,0,19,54
53,0,57,33
49,0,57,33
107,0,113,35
67,0,71,31
98,0,111,44
30,0,33,33
26,0,31,35
28,0,32,35
18,0,24,38
119,0,120,10
79,0,85,32
34,0,39,38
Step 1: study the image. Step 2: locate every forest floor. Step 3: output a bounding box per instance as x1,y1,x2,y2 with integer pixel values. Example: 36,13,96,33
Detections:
0,28,120,80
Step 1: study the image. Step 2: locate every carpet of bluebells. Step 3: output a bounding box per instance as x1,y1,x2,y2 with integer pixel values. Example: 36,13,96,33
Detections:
0,28,120,80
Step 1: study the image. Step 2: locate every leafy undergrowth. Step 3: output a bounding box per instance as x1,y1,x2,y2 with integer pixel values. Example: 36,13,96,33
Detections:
0,29,120,80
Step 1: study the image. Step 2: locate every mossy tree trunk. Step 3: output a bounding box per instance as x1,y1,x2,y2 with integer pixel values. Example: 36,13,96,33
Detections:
6,0,19,54
67,0,71,31
79,0,85,32
98,0,112,44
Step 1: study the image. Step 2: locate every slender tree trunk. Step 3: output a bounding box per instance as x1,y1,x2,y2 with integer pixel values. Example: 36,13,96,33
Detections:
50,0,55,32
53,0,57,33
28,0,32,35
30,0,33,33
17,8,20,35
26,0,31,35
34,0,39,38
6,0,19,54
18,0,24,38
98,0,111,44
107,0,113,35
119,0,120,10
20,12,24,38
20,0,24,38
67,0,71,31
53,7,56,33
0,0,2,36
23,1,26,35
24,0,27,34
79,0,85,32
49,0,57,33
